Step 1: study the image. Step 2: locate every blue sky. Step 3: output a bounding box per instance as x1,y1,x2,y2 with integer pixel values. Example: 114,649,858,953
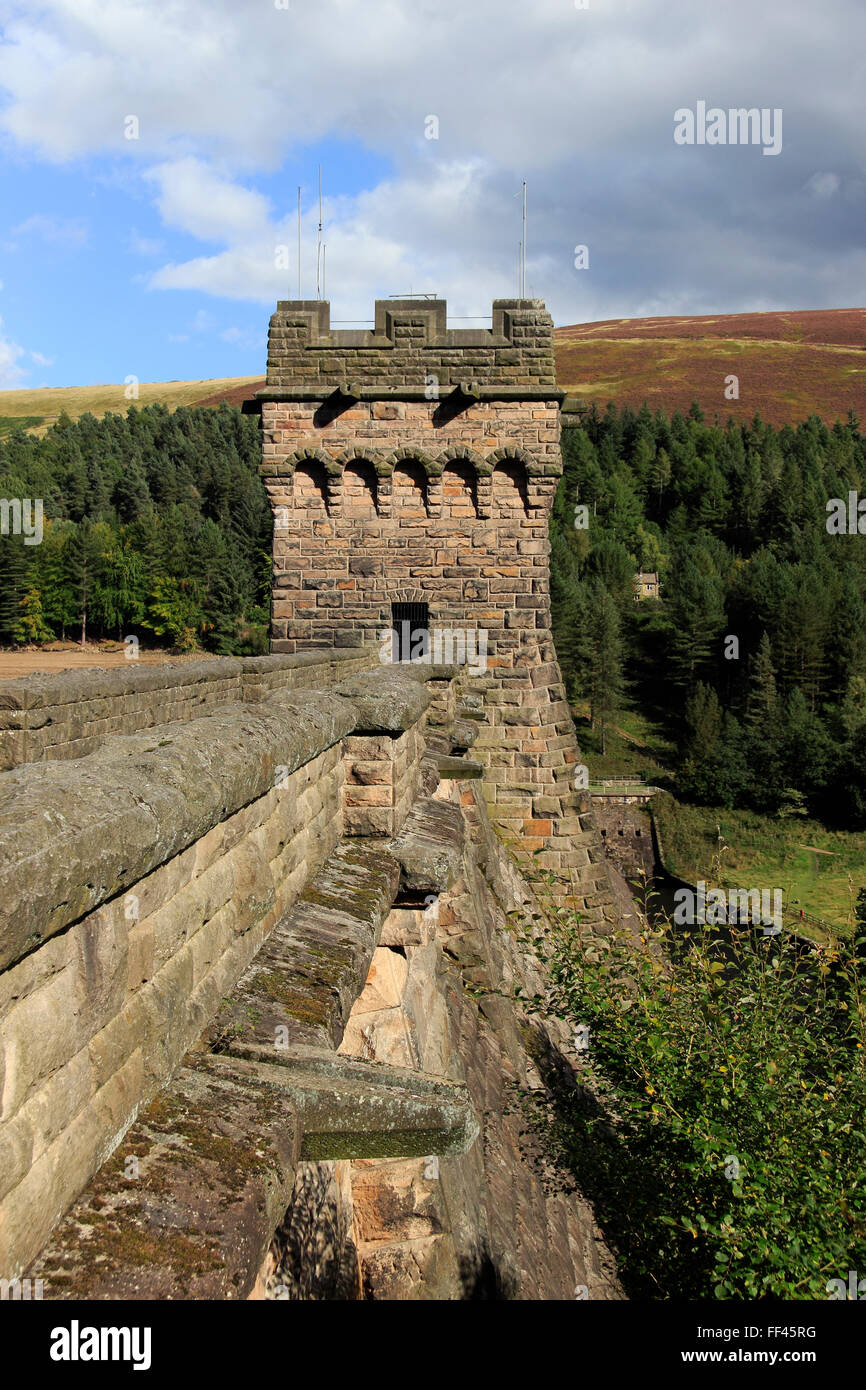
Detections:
0,135,394,386
0,0,864,390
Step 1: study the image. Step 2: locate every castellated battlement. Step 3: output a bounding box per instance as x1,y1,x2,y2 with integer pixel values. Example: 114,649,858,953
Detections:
261,298,559,394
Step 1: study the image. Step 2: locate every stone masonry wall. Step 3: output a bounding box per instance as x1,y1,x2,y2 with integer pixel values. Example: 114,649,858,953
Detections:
257,298,615,928
0,650,374,771
0,667,429,1278
2,661,622,1299
264,298,557,393
261,778,623,1301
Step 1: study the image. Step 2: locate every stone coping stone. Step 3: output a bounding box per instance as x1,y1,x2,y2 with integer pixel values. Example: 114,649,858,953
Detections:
225,1048,480,1160
0,690,357,972
29,1053,303,1301
210,839,401,1054
0,649,369,711
387,797,466,893
333,668,432,734
436,754,484,780
30,1048,477,1299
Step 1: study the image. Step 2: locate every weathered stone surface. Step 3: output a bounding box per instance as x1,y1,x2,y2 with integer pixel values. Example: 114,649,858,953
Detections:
388,797,465,892
23,1042,475,1298
0,691,356,972
449,719,480,751
225,1048,479,1160
0,649,375,770
208,839,401,1055
264,780,623,1302
329,780,622,1301
334,668,430,733
29,1054,303,1300
435,754,483,779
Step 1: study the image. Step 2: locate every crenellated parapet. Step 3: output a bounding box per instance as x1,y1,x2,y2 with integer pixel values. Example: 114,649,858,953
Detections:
261,298,558,395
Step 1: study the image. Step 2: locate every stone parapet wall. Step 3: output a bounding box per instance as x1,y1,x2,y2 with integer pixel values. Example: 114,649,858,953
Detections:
9,721,621,1301
0,667,435,1278
0,650,375,771
262,299,557,394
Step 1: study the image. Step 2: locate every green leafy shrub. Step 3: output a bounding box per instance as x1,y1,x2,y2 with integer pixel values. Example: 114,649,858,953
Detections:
538,891,866,1299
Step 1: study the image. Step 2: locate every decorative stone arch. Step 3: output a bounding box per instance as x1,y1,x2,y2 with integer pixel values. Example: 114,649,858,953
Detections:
390,455,432,519
334,445,386,473
336,448,380,519
435,446,486,476
283,446,341,478
290,452,332,515
383,449,441,478
439,455,478,519
490,448,532,518
334,448,395,516
488,445,540,477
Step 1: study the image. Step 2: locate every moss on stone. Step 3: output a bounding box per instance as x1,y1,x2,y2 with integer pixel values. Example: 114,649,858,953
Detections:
254,971,334,1024
68,1215,225,1291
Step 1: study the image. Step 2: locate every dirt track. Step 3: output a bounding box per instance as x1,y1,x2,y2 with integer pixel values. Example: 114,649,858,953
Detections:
0,648,218,680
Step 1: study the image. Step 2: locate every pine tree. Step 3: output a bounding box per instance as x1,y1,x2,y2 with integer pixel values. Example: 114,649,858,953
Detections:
586,582,624,754
12,587,53,644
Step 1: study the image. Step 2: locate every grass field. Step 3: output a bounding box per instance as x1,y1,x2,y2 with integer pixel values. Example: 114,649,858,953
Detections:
653,792,864,936
572,699,675,782
0,377,263,435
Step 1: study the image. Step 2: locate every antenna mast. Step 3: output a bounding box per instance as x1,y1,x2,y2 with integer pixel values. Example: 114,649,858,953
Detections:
521,179,526,298
296,185,301,298
316,165,323,300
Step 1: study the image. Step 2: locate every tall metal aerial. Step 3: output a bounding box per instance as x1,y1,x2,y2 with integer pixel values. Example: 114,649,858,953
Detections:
296,185,301,299
316,165,323,301
521,180,526,298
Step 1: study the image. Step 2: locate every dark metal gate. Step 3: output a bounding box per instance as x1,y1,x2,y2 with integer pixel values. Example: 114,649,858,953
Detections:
390,602,430,662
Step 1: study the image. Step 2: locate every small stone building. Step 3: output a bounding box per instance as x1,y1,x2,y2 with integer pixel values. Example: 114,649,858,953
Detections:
633,570,659,601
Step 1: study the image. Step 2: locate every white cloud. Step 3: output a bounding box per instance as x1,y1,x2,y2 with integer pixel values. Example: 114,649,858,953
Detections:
805,172,841,199
0,317,26,387
220,326,266,351
145,157,271,244
128,229,165,256
2,0,866,324
11,213,88,246
2,0,863,174
0,316,52,386
147,160,490,312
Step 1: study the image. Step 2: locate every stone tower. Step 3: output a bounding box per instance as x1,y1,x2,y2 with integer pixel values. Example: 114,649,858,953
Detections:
255,297,613,925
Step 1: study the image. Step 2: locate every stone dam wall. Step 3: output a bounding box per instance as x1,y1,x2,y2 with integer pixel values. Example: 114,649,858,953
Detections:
0,652,621,1299
0,650,374,771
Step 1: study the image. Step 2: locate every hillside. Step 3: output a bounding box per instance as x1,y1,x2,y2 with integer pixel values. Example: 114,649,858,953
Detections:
556,307,866,426
0,375,264,437
2,308,866,432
